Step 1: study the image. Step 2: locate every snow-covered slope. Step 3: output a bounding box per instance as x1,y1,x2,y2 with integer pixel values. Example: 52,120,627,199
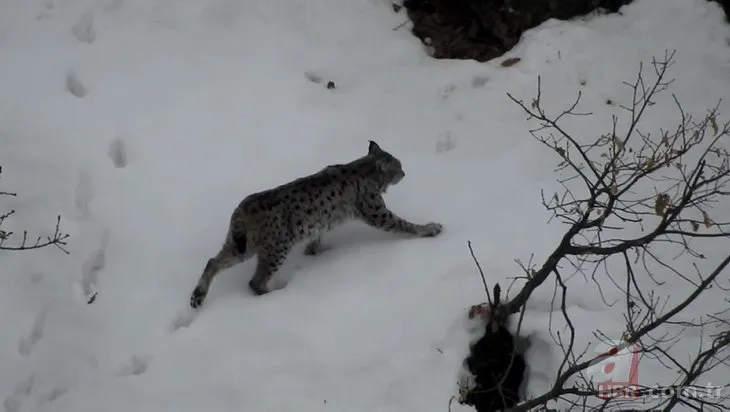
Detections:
1,0,729,410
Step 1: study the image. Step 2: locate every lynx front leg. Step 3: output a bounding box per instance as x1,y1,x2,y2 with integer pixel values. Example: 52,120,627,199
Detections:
248,244,292,295
368,211,442,237
357,196,443,237
190,244,246,308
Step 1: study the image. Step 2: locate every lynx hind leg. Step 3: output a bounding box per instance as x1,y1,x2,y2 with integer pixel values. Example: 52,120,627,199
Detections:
190,242,247,308
248,243,292,295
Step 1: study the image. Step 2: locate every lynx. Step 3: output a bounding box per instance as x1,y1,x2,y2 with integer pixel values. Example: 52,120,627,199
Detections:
189,140,443,308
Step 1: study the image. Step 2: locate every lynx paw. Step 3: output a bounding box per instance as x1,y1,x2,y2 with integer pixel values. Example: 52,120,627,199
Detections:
304,241,331,256
190,287,206,308
419,222,443,237
248,279,270,296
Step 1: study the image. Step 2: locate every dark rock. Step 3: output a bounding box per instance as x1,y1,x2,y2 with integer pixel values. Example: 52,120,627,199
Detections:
709,0,730,22
403,0,634,62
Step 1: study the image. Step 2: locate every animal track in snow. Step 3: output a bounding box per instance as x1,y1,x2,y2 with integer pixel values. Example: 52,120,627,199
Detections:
471,75,490,88
36,384,69,405
107,137,128,168
35,0,54,20
440,84,457,100
71,11,96,44
304,71,339,90
170,309,196,332
74,166,94,220
3,394,23,411
304,71,324,84
66,71,87,98
435,132,457,154
3,375,34,412
80,229,109,304
18,307,48,356
117,355,149,377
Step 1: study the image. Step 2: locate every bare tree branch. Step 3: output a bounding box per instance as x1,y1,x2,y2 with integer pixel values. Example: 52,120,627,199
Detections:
0,165,70,254
462,50,730,411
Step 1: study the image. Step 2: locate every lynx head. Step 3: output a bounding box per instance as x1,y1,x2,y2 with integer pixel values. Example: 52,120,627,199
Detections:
367,140,405,190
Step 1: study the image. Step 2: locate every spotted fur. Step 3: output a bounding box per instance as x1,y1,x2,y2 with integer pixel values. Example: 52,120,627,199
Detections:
189,140,442,308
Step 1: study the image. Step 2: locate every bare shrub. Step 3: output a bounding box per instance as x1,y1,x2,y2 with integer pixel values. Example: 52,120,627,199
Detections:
466,50,730,411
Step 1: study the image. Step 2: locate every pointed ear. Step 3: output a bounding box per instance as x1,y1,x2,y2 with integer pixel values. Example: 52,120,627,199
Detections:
368,140,382,155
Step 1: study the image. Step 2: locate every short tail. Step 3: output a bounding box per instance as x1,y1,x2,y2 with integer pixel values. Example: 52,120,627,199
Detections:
230,226,248,255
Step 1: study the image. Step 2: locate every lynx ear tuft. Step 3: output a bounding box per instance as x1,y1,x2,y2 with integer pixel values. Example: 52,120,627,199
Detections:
368,140,382,155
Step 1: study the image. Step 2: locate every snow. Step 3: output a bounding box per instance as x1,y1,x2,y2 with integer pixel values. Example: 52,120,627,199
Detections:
1,0,729,410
